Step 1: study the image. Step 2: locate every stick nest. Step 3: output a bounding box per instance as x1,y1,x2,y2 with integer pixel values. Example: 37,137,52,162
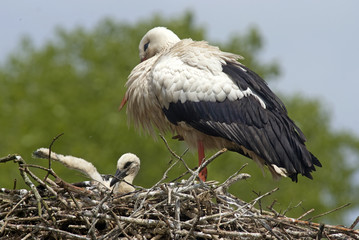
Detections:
1,146,358,240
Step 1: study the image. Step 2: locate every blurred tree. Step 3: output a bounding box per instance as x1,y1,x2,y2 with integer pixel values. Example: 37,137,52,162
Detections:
0,12,358,225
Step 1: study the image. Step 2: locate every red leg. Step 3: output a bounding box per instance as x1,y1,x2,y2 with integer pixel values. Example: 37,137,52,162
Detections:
197,140,207,181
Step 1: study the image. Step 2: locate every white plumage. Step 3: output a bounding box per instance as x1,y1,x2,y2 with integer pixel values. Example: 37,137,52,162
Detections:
110,153,141,194
33,148,140,194
121,27,321,182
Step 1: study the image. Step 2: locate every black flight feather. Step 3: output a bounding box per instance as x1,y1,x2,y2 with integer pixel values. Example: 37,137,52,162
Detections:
162,61,321,182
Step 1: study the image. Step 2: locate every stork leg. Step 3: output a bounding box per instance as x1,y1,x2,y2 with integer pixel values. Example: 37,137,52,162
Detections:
197,140,207,181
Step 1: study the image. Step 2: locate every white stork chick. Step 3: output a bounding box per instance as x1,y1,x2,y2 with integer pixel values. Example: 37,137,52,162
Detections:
33,148,140,194
121,27,322,182
110,153,141,194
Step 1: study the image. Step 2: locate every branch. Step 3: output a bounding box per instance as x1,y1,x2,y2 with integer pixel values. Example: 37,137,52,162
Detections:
307,203,351,221
44,133,64,182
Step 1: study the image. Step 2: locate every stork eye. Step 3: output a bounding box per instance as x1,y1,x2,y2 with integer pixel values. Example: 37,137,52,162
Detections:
144,42,150,51
123,161,132,169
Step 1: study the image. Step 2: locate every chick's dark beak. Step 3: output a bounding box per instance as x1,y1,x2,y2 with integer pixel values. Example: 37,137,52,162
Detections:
110,169,127,187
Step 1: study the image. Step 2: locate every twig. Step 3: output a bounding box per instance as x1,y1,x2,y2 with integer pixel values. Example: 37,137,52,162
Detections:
81,211,167,227
184,148,227,187
267,199,279,216
215,163,250,194
21,167,58,224
297,208,315,220
55,177,95,196
350,216,359,229
106,209,131,238
87,191,113,237
0,191,30,235
160,134,193,175
252,190,263,214
21,232,32,240
249,187,279,209
174,197,181,234
184,190,201,240
5,223,90,240
307,203,351,221
16,156,43,218
44,133,64,182
0,154,18,163
282,201,303,216
197,148,227,174
22,166,58,197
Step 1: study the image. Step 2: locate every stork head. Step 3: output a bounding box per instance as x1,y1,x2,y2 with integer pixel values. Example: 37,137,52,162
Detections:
139,27,180,62
110,153,140,189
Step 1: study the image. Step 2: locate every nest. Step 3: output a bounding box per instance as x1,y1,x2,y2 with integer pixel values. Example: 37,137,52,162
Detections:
1,141,359,239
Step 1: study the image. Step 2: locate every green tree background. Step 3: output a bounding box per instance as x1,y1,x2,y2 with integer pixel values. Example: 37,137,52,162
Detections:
1,12,358,225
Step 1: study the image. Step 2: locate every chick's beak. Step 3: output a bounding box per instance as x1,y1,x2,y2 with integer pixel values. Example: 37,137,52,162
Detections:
110,169,127,187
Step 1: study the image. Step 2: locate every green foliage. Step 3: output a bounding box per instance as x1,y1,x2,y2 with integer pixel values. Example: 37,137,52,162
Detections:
0,12,358,225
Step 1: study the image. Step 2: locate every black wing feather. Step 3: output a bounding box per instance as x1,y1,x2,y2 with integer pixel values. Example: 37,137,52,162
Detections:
162,61,321,181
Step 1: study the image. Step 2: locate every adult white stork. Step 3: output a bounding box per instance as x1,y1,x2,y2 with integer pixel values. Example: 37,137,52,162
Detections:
120,27,321,182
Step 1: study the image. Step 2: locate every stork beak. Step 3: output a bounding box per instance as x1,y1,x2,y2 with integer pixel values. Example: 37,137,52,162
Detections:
110,168,128,187
118,96,127,111
140,57,147,62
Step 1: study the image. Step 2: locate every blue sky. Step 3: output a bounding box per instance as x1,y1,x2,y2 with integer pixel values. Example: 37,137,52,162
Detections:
1,0,359,137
